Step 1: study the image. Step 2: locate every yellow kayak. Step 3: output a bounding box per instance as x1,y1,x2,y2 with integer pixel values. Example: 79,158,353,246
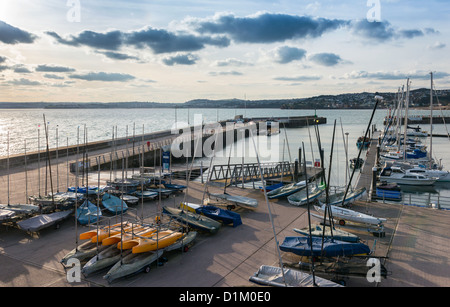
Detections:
117,228,158,250
101,225,150,246
131,230,185,254
79,222,129,242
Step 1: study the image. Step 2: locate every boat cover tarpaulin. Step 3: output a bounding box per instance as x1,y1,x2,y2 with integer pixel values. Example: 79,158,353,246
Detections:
18,210,72,232
280,236,370,257
195,205,242,227
249,265,342,287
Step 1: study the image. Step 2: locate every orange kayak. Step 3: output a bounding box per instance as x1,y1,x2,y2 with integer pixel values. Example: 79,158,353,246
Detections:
131,230,185,254
101,225,151,246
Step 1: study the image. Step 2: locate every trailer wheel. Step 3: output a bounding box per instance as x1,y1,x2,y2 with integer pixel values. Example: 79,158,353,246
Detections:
183,246,189,252
339,220,346,226
144,265,151,273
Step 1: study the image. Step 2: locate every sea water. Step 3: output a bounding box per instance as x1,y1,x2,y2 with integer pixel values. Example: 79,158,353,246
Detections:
1,107,449,208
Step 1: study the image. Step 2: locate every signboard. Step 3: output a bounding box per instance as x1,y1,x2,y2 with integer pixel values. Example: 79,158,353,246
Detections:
163,151,170,171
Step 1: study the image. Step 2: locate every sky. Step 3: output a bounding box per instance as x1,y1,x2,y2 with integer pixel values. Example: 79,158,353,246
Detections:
0,0,449,103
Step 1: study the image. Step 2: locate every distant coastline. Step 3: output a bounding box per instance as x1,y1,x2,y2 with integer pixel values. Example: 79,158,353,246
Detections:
1,88,448,110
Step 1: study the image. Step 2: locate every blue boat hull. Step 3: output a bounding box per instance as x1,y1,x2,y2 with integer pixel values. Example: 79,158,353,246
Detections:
280,236,370,257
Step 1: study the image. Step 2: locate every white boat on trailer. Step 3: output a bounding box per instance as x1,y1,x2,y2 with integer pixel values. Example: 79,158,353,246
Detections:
314,204,386,227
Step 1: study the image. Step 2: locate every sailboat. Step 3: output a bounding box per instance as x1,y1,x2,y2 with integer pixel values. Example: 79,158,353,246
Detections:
318,187,367,207
266,180,307,199
287,184,324,206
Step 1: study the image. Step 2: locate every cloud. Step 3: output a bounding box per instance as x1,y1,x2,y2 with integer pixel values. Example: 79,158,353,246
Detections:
96,51,140,61
309,53,343,66
191,12,348,43
45,30,123,50
274,75,322,81
271,46,307,64
350,19,438,42
162,53,199,66
47,27,230,54
0,20,36,44
126,27,230,54
69,72,136,82
214,58,253,67
44,74,65,80
13,65,32,73
343,70,450,80
428,41,446,50
7,78,42,86
209,71,243,76
0,56,7,63
35,65,76,72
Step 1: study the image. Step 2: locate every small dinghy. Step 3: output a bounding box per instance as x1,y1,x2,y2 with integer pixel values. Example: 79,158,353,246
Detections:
207,193,258,209
318,187,366,207
132,190,158,201
76,200,102,225
61,240,109,265
267,181,307,199
162,206,221,234
293,225,360,243
103,249,164,284
163,183,187,192
249,265,342,287
130,230,184,254
287,185,324,206
82,245,131,277
18,210,73,233
279,236,370,257
182,203,242,227
101,193,128,214
314,204,386,226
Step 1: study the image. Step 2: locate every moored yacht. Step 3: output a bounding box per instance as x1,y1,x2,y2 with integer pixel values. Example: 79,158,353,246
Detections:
379,166,438,186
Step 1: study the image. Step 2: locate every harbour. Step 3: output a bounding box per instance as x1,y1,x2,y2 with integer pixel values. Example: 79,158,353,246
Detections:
0,100,450,289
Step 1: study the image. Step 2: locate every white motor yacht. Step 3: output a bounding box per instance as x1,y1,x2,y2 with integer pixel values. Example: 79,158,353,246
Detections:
379,166,438,186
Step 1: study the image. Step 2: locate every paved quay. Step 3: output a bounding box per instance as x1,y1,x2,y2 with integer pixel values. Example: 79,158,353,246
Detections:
1,129,450,288
1,174,450,287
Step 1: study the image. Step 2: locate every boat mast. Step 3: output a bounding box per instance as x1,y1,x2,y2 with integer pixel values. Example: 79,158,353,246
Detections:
301,141,317,286
249,128,286,286
43,115,55,208
429,72,433,169
321,120,337,257
403,79,410,161
340,95,381,207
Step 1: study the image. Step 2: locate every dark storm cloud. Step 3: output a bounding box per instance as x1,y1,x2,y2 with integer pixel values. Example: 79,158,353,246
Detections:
193,13,348,43
0,20,36,44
